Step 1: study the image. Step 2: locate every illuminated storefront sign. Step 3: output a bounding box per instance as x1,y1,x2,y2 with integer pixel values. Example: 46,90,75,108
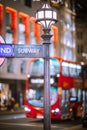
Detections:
51,25,58,47
0,4,3,35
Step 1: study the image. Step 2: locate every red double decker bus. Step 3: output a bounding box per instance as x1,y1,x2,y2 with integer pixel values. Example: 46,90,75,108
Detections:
24,57,83,120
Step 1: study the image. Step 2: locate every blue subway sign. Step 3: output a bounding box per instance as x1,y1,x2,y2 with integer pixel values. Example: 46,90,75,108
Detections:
0,44,44,58
0,44,14,57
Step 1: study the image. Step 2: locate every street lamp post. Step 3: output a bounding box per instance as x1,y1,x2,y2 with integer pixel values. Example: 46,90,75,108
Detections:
36,2,57,130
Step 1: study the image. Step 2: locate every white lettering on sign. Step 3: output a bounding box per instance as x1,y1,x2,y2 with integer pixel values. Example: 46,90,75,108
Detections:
14,45,43,58
0,48,11,53
31,79,44,84
18,48,40,54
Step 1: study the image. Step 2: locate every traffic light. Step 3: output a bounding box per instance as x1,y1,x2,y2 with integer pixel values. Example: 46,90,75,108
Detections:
25,0,32,8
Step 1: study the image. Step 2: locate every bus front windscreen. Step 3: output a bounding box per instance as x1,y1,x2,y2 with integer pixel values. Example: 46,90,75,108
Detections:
26,86,58,107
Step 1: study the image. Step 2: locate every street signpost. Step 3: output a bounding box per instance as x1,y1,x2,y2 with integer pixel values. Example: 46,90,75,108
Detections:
0,44,44,58
0,3,57,130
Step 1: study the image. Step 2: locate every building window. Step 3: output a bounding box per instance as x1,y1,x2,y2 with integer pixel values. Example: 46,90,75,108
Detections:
76,31,83,40
5,13,13,43
25,0,32,7
77,44,83,54
18,18,25,44
20,60,27,73
7,59,14,73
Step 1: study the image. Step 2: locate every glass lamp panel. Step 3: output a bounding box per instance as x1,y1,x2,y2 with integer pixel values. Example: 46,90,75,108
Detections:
53,11,57,19
38,11,44,19
45,10,52,18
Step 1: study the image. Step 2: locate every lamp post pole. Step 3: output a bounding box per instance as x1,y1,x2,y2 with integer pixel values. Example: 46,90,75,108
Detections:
36,2,57,130
42,29,52,130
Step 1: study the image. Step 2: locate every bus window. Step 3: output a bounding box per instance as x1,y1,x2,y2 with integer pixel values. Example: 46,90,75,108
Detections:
71,88,76,97
62,89,69,104
30,59,44,76
69,63,77,76
27,87,44,107
61,89,69,114
76,64,81,76
70,88,82,102
50,58,60,76
62,62,69,76
30,58,60,76
50,86,58,105
83,90,87,112
77,89,83,102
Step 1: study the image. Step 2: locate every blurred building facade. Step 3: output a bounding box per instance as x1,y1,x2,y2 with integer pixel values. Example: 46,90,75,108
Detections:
0,0,87,109
76,19,87,64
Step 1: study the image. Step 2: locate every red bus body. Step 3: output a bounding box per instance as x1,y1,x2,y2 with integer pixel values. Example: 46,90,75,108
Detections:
24,57,83,120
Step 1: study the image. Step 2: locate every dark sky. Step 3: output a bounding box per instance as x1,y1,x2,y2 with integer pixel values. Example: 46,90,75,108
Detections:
75,0,87,19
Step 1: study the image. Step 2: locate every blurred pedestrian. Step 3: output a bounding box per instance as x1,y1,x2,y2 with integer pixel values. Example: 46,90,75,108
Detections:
6,98,11,111
10,97,15,111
